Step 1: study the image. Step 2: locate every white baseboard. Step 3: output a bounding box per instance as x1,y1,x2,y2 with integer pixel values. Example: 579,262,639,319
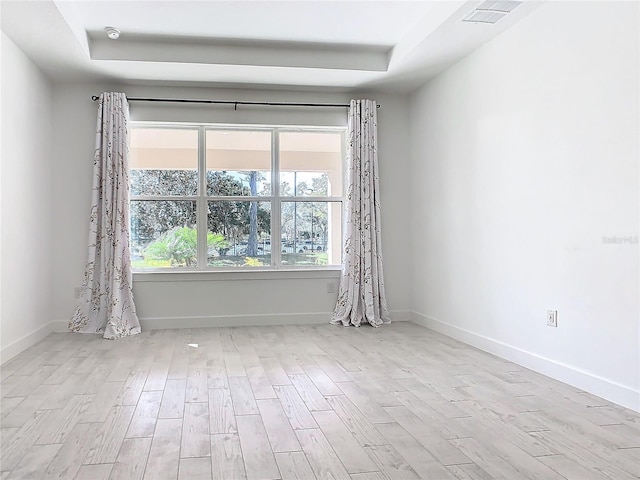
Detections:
410,311,640,413
140,309,411,329
1,322,52,365
51,313,331,331
51,309,410,333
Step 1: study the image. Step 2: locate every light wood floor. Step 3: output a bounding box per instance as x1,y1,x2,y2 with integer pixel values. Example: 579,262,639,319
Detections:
1,322,638,479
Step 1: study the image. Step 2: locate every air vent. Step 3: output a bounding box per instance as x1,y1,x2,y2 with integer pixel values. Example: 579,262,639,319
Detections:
477,1,521,13
463,0,521,24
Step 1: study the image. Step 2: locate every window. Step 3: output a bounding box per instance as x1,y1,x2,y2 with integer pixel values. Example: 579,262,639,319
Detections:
129,125,344,271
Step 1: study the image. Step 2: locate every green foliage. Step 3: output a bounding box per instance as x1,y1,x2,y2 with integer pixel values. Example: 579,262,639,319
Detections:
130,169,271,251
143,227,233,267
206,171,250,196
281,252,328,266
281,201,329,247
243,257,264,267
131,169,331,268
144,226,197,267
131,258,171,268
131,169,198,196
207,232,229,256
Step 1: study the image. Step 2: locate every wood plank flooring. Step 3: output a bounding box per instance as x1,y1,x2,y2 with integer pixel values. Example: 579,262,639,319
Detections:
1,322,639,479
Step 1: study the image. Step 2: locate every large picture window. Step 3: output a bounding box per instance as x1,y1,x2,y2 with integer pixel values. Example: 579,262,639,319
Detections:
129,125,344,270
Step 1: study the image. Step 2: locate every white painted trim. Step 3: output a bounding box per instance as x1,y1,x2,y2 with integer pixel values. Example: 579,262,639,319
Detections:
0,323,52,365
50,308,410,333
410,312,640,412
53,314,326,331
133,268,341,282
52,314,329,331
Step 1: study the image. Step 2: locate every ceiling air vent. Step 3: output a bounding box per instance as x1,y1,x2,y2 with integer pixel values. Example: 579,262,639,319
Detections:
463,0,521,24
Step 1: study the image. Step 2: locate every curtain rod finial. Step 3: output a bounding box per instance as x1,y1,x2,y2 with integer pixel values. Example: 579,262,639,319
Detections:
91,95,99,101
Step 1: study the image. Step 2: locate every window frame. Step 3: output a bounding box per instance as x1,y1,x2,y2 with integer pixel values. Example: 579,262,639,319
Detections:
129,121,346,273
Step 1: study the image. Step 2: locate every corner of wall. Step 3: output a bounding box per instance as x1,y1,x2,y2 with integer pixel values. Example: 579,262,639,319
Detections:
410,312,640,413
0,322,53,365
1,30,55,364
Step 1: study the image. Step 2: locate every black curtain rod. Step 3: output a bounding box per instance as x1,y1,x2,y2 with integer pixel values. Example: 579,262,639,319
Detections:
90,95,380,109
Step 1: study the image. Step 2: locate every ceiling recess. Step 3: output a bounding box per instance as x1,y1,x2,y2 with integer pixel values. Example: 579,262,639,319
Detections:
463,0,522,24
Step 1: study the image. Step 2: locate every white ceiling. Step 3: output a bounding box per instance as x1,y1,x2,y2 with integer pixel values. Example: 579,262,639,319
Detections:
0,0,540,93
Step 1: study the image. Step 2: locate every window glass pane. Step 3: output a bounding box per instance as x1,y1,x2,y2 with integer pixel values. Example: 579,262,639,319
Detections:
130,128,198,195
130,200,197,269
281,201,342,266
207,201,271,268
206,130,271,196
279,131,343,197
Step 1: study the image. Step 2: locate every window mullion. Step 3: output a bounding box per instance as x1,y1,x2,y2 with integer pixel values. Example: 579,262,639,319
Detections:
197,126,207,270
272,128,281,268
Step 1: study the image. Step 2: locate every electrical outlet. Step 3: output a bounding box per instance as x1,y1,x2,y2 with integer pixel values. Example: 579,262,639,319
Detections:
326,282,335,294
547,309,557,327
74,287,82,299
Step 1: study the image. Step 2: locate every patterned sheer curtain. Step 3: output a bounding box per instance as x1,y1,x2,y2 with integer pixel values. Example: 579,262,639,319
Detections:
331,99,391,327
69,92,141,339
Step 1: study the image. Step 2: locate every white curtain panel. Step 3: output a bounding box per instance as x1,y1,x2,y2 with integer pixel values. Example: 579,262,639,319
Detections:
331,99,391,327
69,92,141,339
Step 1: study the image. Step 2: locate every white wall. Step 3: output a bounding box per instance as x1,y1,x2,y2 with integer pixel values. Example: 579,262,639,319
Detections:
409,1,639,410
51,83,411,330
0,32,54,362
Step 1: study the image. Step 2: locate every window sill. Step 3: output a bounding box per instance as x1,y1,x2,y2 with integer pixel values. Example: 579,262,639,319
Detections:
132,268,342,283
